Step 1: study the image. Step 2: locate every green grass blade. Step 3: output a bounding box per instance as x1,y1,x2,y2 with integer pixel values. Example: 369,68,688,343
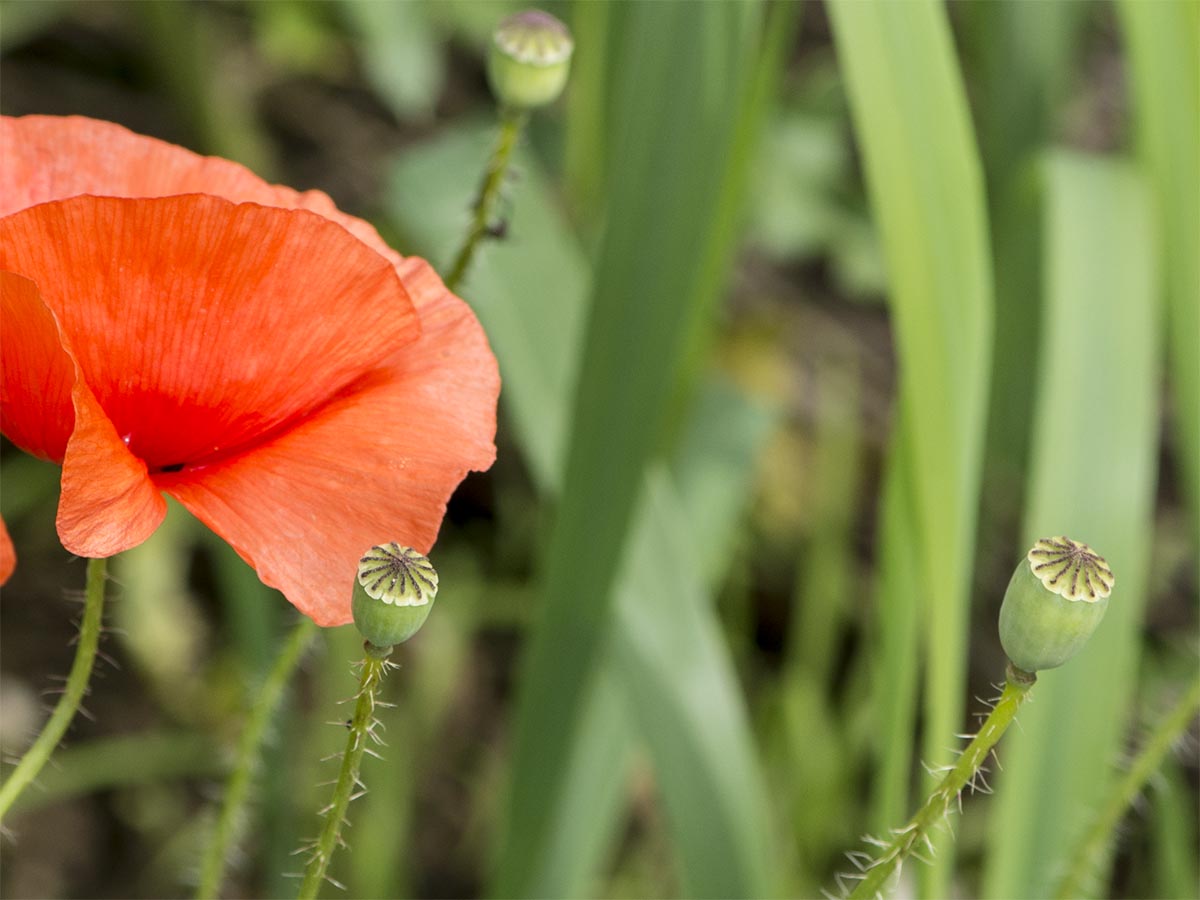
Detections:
964,0,1086,193
965,1,1087,505
827,2,993,893
1117,0,1200,554
671,378,778,588
496,4,764,894
1149,760,1200,899
389,130,621,896
612,468,775,898
341,0,442,121
867,434,922,835
386,42,780,885
10,731,222,813
563,0,612,225
982,151,1160,899
1052,675,1200,899
528,668,635,897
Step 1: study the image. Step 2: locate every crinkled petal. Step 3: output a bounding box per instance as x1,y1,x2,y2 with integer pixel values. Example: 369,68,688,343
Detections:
1,271,74,461
164,258,499,625
1,115,394,258
58,377,167,557
1,270,166,556
0,194,419,471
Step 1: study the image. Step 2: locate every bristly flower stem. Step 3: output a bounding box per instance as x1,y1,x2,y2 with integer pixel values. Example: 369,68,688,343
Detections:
847,664,1037,899
0,556,108,821
295,647,392,899
196,617,319,899
443,106,529,293
1052,674,1200,899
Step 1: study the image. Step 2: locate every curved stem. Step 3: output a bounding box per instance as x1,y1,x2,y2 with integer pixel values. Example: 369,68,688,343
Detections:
296,648,391,899
1053,674,1200,899
0,556,108,821
443,107,529,293
847,664,1037,900
196,617,319,899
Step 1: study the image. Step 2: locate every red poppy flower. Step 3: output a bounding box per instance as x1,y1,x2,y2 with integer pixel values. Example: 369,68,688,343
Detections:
0,115,499,626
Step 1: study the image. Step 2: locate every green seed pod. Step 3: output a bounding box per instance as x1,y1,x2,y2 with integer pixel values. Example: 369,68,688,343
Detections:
999,536,1113,673
487,10,574,111
351,544,439,652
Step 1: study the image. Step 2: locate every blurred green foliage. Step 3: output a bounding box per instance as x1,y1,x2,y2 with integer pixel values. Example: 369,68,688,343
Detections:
0,2,1195,899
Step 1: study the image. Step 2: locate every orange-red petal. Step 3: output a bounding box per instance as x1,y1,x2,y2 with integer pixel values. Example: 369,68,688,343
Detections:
164,258,499,625
58,377,168,557
1,115,500,621
0,516,15,585
0,194,419,471
1,271,75,461
1,115,395,258
1,269,166,557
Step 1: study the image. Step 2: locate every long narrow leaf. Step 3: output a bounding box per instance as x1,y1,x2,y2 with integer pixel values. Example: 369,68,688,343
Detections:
496,4,765,895
827,2,993,894
612,469,775,898
983,151,1160,899
1117,0,1200,554
387,96,778,894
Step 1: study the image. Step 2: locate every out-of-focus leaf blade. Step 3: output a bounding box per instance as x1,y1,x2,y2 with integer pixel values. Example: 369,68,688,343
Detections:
388,78,778,892
983,151,1160,899
387,123,589,488
612,469,775,898
671,378,777,586
341,0,443,121
966,1,1087,506
827,2,993,893
1117,0,1200,554
495,3,767,895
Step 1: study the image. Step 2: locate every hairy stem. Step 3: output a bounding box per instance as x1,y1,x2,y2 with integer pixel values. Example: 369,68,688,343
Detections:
847,664,1036,899
196,617,319,899
0,556,108,821
296,648,391,899
1053,675,1200,899
443,107,528,293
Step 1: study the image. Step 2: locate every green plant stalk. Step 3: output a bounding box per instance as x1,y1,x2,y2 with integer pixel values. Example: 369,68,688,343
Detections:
847,665,1036,900
1053,675,1200,899
443,107,528,293
296,650,390,899
196,617,319,899
0,556,108,821
12,730,223,814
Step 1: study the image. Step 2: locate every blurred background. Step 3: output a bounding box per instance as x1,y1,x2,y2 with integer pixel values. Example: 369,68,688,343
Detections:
1,1,1196,898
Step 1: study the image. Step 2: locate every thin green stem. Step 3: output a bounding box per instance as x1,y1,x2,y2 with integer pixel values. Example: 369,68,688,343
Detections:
1053,675,1200,899
11,730,223,814
196,617,319,899
296,647,391,899
0,556,108,821
847,664,1037,900
443,107,529,293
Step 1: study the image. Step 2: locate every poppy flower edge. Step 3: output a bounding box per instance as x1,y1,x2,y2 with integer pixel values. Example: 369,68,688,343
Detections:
163,257,499,627
0,116,500,624
1,114,395,262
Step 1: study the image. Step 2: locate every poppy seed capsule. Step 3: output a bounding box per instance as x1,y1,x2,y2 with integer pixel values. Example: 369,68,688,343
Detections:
351,544,439,651
999,536,1113,673
487,10,574,110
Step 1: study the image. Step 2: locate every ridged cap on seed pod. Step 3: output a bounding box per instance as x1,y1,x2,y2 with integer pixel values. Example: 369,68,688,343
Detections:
487,10,574,110
999,536,1113,673
351,544,439,650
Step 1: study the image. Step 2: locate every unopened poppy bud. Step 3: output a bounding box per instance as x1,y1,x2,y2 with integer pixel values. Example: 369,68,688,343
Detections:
999,536,1113,673
487,10,573,110
351,544,439,653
